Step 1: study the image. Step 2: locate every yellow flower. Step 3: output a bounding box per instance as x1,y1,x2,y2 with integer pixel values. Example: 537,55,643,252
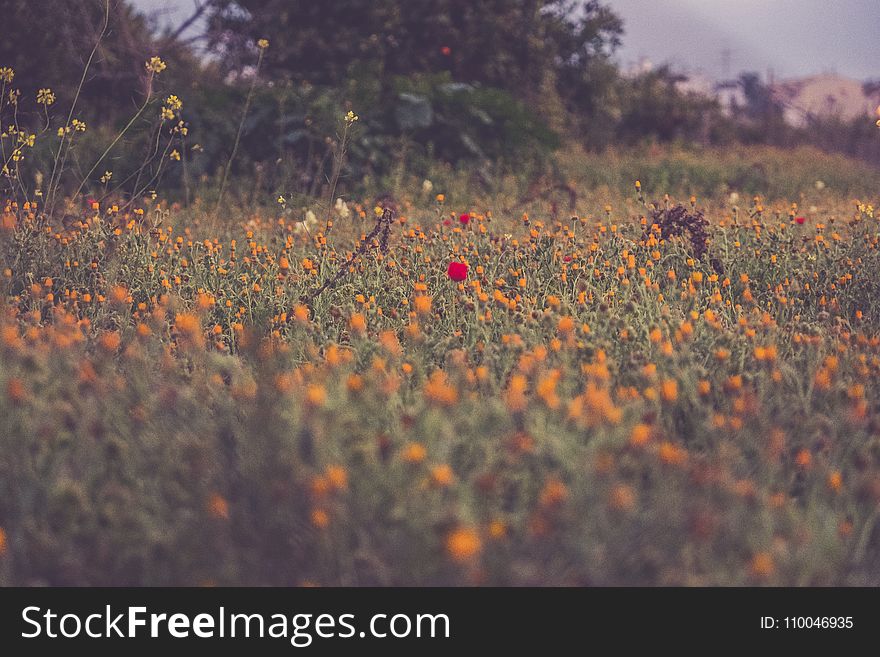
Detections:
257,38,270,50
145,56,167,74
344,110,359,125
165,95,182,110
161,107,174,120
0,67,14,83
36,88,55,105
169,150,181,161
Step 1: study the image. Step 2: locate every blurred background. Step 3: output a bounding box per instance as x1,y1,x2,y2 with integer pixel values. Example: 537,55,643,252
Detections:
1,0,877,203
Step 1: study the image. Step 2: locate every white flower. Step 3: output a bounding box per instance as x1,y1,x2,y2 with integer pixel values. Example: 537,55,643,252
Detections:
814,180,826,190
422,179,434,194
293,209,319,234
334,197,351,218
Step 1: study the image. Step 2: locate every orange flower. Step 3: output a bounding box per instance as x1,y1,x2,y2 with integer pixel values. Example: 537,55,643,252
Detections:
658,441,687,465
174,312,203,348
413,295,432,315
424,370,458,406
293,304,310,323
446,526,482,562
539,477,568,508
827,471,842,493
306,384,327,407
402,442,427,463
488,520,507,539
750,552,774,578
431,464,455,486
630,423,651,446
505,374,528,412
379,330,402,356
536,370,561,409
98,331,121,353
349,312,367,335
0,527,6,555
346,374,364,392
660,378,678,402
311,475,330,498
311,508,330,529
326,465,348,491
795,448,812,469
6,378,27,405
208,493,229,520
557,316,575,334
109,285,129,304
609,484,636,512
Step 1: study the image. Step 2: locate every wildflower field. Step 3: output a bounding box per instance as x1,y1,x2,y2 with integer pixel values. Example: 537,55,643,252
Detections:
3,167,880,586
2,51,880,587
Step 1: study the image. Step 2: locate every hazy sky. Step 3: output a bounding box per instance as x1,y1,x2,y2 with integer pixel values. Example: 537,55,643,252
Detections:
133,0,880,81
611,0,879,81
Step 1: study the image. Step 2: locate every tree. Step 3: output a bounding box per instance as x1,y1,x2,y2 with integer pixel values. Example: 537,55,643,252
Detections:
204,0,622,107
614,66,730,146
0,0,163,123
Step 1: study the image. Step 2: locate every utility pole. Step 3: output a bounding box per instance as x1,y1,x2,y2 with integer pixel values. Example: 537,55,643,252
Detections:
721,47,732,80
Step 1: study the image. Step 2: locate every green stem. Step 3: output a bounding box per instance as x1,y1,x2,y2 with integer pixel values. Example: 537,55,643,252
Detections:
73,74,155,201
213,49,265,217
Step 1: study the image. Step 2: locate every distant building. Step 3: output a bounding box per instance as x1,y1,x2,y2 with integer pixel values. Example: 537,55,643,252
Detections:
713,80,747,115
770,74,880,127
622,56,655,78
674,73,745,116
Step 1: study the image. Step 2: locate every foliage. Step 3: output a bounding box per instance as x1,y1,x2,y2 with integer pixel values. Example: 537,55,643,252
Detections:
614,67,735,146
204,0,622,98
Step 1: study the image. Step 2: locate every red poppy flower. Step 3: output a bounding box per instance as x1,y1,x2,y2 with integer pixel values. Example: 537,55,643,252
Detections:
459,213,470,225
795,216,806,225
447,261,468,281
441,46,451,56
443,218,451,226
